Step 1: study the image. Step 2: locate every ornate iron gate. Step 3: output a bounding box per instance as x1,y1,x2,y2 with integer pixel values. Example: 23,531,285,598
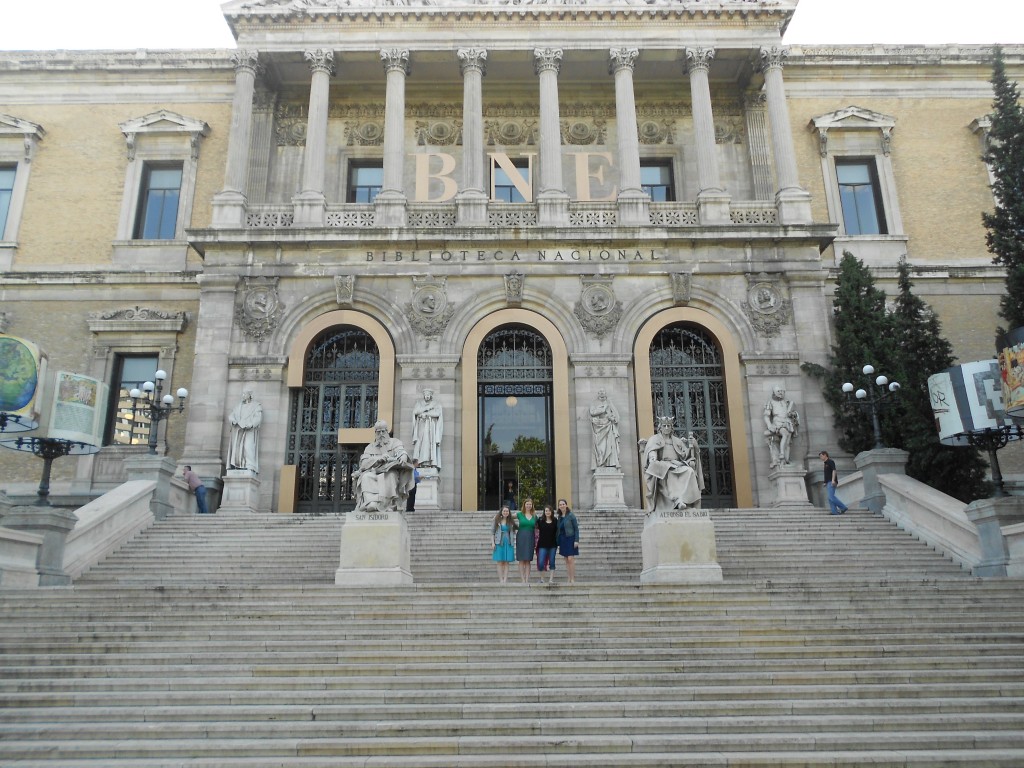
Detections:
478,325,555,510
649,324,735,507
286,328,379,514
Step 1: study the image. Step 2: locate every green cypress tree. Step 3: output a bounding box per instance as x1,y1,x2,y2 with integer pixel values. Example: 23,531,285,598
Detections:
983,47,1024,334
890,258,991,502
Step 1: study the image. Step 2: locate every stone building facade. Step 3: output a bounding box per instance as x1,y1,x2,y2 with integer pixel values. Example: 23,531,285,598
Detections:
0,1,1017,513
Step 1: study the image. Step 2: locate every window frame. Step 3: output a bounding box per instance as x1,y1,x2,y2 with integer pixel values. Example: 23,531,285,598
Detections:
639,159,676,203
489,156,534,203
104,352,161,447
133,162,184,240
834,157,887,236
0,113,44,269
346,160,384,204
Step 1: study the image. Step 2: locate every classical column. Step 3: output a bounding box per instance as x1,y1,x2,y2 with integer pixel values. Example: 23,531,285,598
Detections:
684,47,731,224
247,88,277,203
456,48,488,226
213,50,261,227
743,90,775,200
609,47,649,226
534,48,570,226
759,46,812,224
375,48,410,227
293,49,335,227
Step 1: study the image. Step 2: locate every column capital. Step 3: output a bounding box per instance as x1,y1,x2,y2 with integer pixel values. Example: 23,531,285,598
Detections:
457,48,488,76
304,49,336,76
230,49,263,77
381,48,410,76
683,47,715,74
533,48,563,76
608,47,639,75
758,46,789,73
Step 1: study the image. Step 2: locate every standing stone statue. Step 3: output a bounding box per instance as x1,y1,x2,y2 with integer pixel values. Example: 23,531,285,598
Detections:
353,420,415,514
411,388,443,469
639,416,704,511
763,385,799,469
227,389,262,473
589,389,621,469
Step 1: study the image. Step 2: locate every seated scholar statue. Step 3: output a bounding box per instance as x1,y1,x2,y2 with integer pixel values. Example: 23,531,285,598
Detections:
763,385,799,469
639,416,704,511
352,420,415,514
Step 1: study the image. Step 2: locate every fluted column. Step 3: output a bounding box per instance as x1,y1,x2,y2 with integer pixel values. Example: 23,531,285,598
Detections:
534,48,570,226
456,48,488,225
212,50,261,227
293,49,335,226
759,46,812,224
609,47,649,226
376,48,410,227
684,47,731,224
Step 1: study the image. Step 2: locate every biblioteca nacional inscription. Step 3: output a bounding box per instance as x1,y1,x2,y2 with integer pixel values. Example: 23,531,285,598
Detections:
367,248,662,263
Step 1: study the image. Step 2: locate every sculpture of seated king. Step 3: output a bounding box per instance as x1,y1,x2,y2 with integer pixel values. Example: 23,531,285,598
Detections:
352,420,415,514
639,416,705,511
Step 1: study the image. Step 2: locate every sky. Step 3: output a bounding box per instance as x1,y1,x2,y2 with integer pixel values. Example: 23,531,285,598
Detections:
0,0,1021,51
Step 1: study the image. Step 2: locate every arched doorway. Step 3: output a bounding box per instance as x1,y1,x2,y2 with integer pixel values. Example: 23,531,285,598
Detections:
477,325,555,510
286,326,380,514
634,309,752,508
648,324,735,507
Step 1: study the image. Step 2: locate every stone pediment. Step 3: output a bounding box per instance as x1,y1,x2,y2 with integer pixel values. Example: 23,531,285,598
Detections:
224,0,787,16
118,110,211,160
811,106,896,133
0,113,44,139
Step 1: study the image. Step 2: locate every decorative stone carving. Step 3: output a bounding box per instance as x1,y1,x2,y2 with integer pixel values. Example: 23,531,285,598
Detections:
335,275,355,306
0,312,9,333
89,306,186,323
589,389,621,470
345,121,385,146
504,271,524,305
533,48,563,76
485,119,538,147
714,116,746,144
228,389,263,473
741,273,792,338
670,272,692,305
758,46,788,73
411,388,443,470
639,416,704,512
415,119,463,146
235,279,284,342
380,48,410,76
304,48,335,76
684,47,715,74
405,276,454,339
230,49,262,77
457,48,488,76
352,420,415,516
560,119,607,146
637,119,676,145
763,385,799,469
574,276,622,340
119,111,210,161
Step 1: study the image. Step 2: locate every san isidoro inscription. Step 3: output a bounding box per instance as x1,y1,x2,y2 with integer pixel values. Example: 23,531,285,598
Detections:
366,248,663,263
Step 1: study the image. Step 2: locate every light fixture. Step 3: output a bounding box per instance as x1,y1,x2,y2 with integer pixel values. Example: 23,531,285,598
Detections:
505,395,518,408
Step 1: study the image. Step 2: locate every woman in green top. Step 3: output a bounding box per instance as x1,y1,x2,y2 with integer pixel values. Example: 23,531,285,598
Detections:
515,498,538,585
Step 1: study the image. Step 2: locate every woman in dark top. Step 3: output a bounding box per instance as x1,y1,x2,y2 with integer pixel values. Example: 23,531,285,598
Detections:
535,504,559,585
556,498,580,585
515,498,537,585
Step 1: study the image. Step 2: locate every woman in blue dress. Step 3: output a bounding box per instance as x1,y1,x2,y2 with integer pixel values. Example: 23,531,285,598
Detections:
491,505,517,584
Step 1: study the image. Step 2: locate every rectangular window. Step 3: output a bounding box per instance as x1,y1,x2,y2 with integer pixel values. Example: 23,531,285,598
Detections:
0,165,15,238
347,163,383,203
491,158,532,203
640,161,674,202
836,158,887,235
133,163,182,239
105,354,159,446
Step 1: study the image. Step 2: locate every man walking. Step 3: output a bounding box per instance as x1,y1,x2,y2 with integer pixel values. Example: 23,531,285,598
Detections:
819,450,848,515
182,465,209,515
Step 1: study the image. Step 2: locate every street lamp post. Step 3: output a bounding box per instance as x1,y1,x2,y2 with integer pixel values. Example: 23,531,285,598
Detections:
129,370,188,455
841,364,901,449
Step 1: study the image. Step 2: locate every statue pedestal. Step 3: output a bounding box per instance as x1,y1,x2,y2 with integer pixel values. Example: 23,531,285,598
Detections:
640,509,723,584
767,465,812,507
335,510,413,586
220,469,260,513
591,467,627,511
414,467,440,511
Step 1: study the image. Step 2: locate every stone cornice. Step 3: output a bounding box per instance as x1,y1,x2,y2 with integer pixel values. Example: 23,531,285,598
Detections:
785,44,1024,68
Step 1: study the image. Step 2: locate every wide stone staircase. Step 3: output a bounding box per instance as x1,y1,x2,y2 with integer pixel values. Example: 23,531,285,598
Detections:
2,505,1023,766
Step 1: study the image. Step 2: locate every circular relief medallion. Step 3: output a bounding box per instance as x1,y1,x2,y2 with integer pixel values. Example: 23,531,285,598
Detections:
747,283,781,315
413,286,447,317
244,287,280,321
582,284,615,317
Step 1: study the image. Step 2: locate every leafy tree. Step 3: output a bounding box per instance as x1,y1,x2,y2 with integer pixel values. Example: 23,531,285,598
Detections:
803,251,991,502
983,47,1024,335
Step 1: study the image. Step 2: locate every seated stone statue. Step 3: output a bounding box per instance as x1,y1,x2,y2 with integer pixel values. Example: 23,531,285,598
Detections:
352,420,415,514
639,416,704,511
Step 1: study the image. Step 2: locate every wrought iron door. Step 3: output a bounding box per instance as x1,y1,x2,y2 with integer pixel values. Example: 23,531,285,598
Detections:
287,328,379,514
649,325,735,507
478,325,555,510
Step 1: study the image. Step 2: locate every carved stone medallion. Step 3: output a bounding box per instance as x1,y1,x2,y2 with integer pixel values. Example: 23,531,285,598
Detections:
405,276,455,339
741,272,791,338
236,279,284,342
574,276,622,340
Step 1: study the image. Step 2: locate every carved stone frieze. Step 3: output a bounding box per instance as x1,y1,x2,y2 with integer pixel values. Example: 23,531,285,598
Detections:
741,272,792,338
715,116,746,144
335,275,355,306
574,276,622,340
405,276,455,339
561,119,607,146
485,119,538,147
345,121,386,146
504,271,524,305
415,119,463,146
235,279,284,342
89,306,186,323
637,118,676,145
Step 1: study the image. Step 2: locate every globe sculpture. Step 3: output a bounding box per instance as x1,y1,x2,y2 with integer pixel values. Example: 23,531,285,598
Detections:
0,335,39,413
